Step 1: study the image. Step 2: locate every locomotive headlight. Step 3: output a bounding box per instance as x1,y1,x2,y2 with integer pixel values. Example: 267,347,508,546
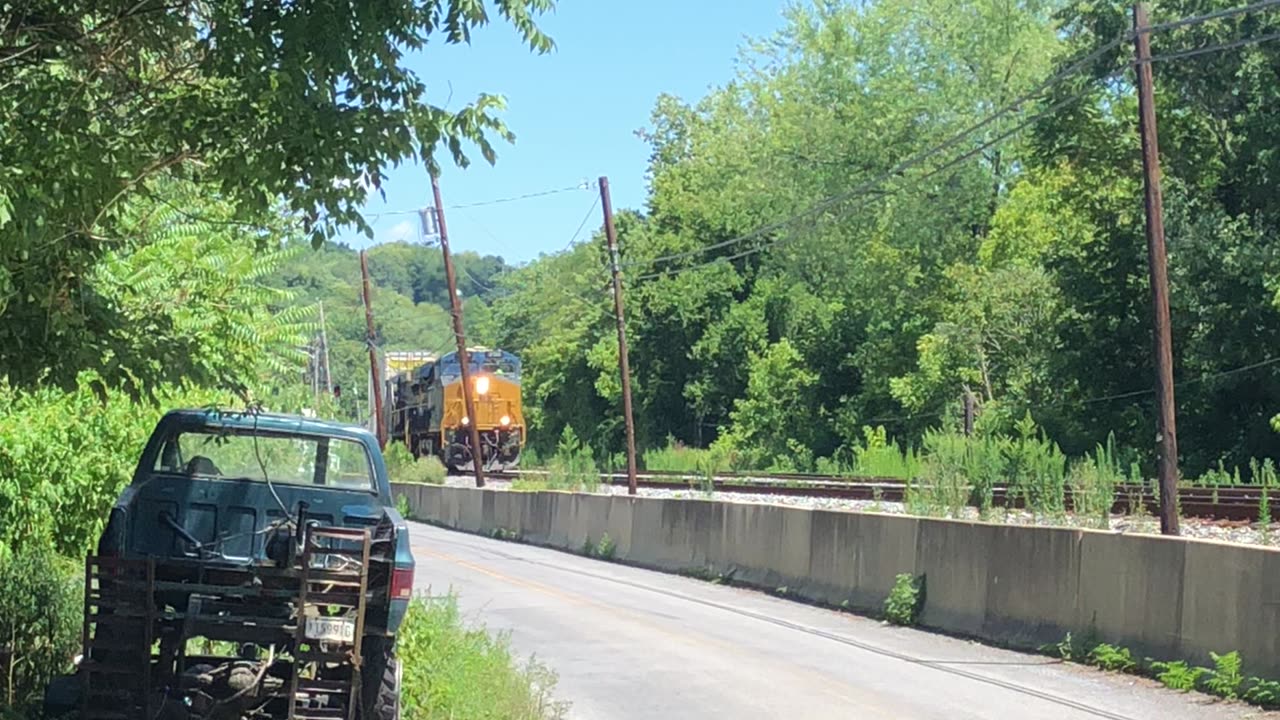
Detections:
500,415,511,427
461,416,470,426
474,376,490,395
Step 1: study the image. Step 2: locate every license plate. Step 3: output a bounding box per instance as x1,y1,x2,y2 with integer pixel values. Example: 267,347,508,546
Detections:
305,616,355,644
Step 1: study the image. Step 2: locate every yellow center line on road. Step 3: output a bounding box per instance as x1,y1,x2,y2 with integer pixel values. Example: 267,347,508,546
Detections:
418,546,896,717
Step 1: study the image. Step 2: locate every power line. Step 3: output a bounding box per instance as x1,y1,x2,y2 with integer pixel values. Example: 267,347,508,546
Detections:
1145,29,1280,63
564,196,601,251
363,182,592,223
622,29,1133,272
1145,0,1280,35
623,1,1280,277
636,63,1128,282
863,356,1280,427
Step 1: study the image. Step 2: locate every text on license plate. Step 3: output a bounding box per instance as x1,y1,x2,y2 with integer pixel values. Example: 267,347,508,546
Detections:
305,616,356,644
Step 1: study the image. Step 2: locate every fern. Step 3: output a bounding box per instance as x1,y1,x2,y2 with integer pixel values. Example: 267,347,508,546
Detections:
1204,651,1244,700
89,177,316,393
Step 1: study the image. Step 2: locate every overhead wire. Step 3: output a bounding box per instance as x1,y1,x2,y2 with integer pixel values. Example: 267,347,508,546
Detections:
623,0,1280,279
866,357,1280,426
621,29,1134,273
1145,29,1280,63
635,62,1131,282
363,182,592,223
1144,0,1280,34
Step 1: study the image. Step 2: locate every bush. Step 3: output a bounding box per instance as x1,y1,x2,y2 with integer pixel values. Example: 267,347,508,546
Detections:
398,595,567,720
883,573,925,626
0,373,228,557
0,546,82,715
385,443,448,485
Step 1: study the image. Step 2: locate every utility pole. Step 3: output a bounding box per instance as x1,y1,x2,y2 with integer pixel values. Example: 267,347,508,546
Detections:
599,176,639,495
962,388,976,437
432,175,486,488
318,300,332,396
360,250,387,449
1133,2,1179,536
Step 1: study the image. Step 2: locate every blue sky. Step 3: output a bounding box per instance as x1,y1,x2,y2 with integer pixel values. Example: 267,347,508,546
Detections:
337,0,788,264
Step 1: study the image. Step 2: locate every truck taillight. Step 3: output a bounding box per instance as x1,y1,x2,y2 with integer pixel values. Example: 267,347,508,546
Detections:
391,566,414,600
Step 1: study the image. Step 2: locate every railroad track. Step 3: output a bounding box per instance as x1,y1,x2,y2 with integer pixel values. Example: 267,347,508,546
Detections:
485,469,1272,523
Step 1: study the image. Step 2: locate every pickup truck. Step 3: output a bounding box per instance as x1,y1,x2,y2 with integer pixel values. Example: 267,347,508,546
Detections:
46,408,415,720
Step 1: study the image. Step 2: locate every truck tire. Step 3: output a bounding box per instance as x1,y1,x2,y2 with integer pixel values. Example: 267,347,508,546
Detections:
361,637,400,720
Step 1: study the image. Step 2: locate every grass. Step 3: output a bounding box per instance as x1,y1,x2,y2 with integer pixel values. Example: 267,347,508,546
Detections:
399,594,568,720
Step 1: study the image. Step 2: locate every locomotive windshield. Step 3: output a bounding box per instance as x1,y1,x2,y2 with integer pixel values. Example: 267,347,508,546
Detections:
439,350,520,381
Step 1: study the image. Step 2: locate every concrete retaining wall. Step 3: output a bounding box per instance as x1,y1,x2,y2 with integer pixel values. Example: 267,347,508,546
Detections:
393,483,1280,677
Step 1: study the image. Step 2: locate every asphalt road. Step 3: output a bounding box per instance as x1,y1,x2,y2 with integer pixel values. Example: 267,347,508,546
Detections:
408,521,1275,720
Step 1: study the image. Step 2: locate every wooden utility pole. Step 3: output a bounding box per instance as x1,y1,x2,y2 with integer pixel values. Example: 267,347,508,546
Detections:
599,176,639,495
1133,2,1179,536
962,388,976,437
318,300,332,396
360,250,387,449
432,176,486,488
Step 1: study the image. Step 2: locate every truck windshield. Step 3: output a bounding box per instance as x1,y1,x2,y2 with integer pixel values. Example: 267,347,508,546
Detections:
153,431,375,492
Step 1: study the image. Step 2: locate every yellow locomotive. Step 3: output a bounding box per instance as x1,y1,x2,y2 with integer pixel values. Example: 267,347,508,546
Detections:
385,348,524,471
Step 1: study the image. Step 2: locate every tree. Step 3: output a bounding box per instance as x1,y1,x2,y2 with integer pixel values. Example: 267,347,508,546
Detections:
713,340,820,470
2,177,313,394
1,0,552,389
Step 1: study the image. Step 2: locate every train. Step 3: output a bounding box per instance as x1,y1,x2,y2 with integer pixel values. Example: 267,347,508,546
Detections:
382,348,525,471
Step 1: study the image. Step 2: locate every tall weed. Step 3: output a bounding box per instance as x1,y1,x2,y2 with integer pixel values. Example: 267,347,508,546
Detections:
1004,413,1067,518
851,426,920,479
643,437,731,476
1068,434,1126,528
398,595,568,719
0,546,82,715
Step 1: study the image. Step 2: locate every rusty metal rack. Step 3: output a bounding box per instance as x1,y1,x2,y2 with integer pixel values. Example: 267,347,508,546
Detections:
288,525,372,720
79,525,373,720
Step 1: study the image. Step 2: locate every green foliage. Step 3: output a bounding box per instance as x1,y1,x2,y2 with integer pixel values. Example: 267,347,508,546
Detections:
398,595,567,720
2,180,316,395
851,427,920,479
883,573,925,626
643,438,734,475
594,533,617,561
1087,644,1136,673
1068,435,1128,529
0,546,82,715
712,340,820,471
1244,677,1280,708
0,373,231,556
385,443,448,486
2,0,554,392
1204,651,1244,700
582,533,617,561
486,0,1280,484
1150,660,1206,692
546,427,600,493
910,432,980,518
396,494,413,521
1004,414,1068,518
